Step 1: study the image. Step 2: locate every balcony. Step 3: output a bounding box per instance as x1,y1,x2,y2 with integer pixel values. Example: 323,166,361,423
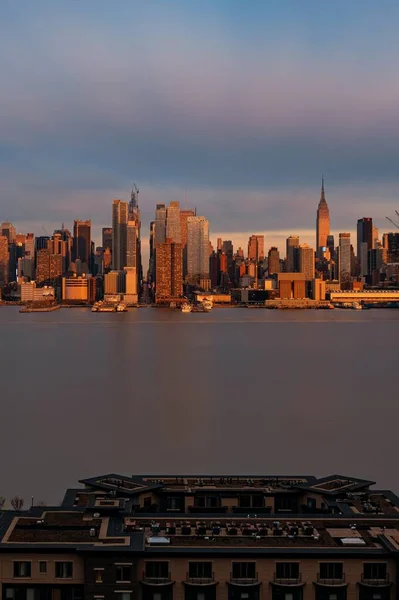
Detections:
361,573,390,587
142,571,172,585
317,573,346,586
273,573,302,586
230,573,259,585
186,572,215,585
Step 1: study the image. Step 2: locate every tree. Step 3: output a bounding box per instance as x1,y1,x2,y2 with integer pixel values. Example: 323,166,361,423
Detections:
10,496,24,511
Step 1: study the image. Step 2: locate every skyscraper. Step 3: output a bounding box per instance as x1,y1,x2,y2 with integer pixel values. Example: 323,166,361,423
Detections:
166,201,181,243
155,204,167,247
180,208,196,278
357,218,373,257
0,235,9,286
102,228,112,251
36,249,62,286
73,220,91,267
112,200,128,271
316,178,330,258
25,233,35,259
248,235,265,262
299,244,315,280
0,222,16,243
268,247,280,275
155,241,183,301
187,216,210,279
129,184,142,290
338,233,351,288
286,236,300,272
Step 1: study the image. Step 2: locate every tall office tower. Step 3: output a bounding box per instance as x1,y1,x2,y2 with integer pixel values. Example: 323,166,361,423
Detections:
36,249,62,285
268,247,280,275
0,222,16,243
327,235,335,258
359,242,369,277
35,236,50,251
155,204,167,247
112,200,128,270
0,235,9,285
126,221,137,268
180,208,196,277
155,241,183,300
25,233,35,259
316,178,330,258
73,220,91,267
187,216,210,279
384,232,399,263
53,226,73,269
17,256,35,280
222,240,234,281
357,217,373,255
248,235,265,262
286,236,300,272
357,218,373,277
299,244,315,280
102,228,112,251
217,238,223,251
166,201,181,243
338,233,351,288
236,247,244,258
129,184,142,289
209,252,218,288
48,233,68,273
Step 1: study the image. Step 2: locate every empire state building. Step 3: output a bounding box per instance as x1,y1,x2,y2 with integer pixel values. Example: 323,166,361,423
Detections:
316,177,330,258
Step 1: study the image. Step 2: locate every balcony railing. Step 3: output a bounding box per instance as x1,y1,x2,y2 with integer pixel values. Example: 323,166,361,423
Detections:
143,571,171,584
361,573,390,586
317,573,346,585
274,573,302,585
230,572,258,585
186,572,215,584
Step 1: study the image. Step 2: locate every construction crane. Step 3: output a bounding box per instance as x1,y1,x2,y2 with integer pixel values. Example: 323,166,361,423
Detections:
386,216,399,230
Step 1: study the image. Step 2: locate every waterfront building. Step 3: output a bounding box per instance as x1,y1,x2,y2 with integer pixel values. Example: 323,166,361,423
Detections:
155,240,183,301
316,178,330,258
104,270,125,295
187,216,210,280
20,281,55,302
0,472,397,600
312,278,326,300
267,246,280,275
112,200,128,271
286,235,300,272
62,274,95,303
0,235,9,286
299,244,315,280
36,249,63,286
338,233,351,289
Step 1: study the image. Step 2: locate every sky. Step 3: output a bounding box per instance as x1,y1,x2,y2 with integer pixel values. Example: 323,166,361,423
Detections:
1,0,399,266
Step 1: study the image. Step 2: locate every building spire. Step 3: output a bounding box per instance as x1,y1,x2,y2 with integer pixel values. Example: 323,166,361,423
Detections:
321,174,325,202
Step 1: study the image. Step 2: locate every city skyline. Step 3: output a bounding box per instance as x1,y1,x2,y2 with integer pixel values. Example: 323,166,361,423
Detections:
1,1,399,250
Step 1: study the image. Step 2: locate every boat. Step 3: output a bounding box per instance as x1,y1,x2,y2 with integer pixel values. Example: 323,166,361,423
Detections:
116,302,127,312
181,302,193,313
202,299,213,312
352,302,363,310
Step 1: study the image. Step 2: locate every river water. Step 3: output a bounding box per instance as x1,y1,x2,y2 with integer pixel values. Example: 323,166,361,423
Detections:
1,306,398,503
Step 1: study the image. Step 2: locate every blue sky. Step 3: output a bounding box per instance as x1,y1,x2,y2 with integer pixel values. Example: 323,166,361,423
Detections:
1,0,399,256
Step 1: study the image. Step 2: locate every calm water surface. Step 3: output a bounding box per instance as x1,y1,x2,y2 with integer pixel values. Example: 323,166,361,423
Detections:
1,306,398,502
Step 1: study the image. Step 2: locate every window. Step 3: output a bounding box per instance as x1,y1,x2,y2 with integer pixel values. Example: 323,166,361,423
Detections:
167,497,179,510
118,594,131,600
284,595,293,600
153,595,162,600
363,563,387,580
13,562,31,578
197,594,205,600
238,496,263,509
328,595,338,600
116,566,131,582
195,496,218,508
95,569,104,583
189,562,212,579
144,497,152,508
26,590,35,600
55,562,73,578
319,563,343,580
145,562,169,579
275,563,299,580
232,563,256,580
39,562,47,574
